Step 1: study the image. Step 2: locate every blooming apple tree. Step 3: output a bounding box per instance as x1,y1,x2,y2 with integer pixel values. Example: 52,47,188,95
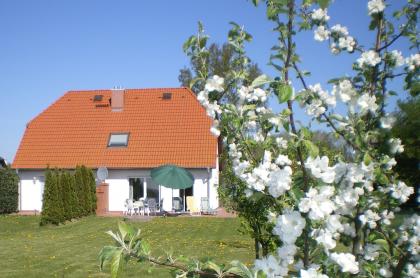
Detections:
100,0,419,277
195,0,419,277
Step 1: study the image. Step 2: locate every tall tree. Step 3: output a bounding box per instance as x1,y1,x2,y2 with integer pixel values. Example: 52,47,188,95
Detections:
179,34,261,103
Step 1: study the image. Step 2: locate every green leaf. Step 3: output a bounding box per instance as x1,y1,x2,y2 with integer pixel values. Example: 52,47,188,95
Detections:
318,0,330,9
363,153,372,165
410,82,420,97
251,74,272,88
99,246,120,271
252,0,259,6
140,240,151,256
227,260,255,278
276,84,293,103
110,249,124,278
118,222,127,240
303,140,319,157
205,261,223,275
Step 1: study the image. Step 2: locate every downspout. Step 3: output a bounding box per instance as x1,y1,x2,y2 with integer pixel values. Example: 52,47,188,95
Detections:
207,167,210,208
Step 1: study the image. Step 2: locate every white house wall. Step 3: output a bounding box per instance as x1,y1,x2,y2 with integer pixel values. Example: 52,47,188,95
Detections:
105,168,219,212
17,170,45,212
17,167,219,213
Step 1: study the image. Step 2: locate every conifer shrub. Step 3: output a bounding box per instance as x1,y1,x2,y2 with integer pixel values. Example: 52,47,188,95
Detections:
60,171,72,221
74,166,86,217
0,166,19,214
67,172,79,219
40,170,64,225
40,166,96,225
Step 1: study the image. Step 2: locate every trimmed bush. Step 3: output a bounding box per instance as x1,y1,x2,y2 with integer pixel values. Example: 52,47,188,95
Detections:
0,166,19,214
87,167,97,214
41,165,96,225
79,166,97,215
60,171,74,221
40,170,64,225
67,173,79,219
74,166,86,217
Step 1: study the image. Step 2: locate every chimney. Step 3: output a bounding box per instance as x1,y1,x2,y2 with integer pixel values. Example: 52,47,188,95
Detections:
111,87,124,111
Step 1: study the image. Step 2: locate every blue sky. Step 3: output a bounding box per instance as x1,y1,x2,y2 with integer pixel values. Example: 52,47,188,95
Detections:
0,0,412,162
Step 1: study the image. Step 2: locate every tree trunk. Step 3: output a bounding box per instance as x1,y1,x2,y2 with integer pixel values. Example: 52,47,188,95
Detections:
254,238,260,259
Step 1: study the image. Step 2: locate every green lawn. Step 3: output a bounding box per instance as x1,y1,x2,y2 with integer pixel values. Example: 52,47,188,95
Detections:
0,216,254,277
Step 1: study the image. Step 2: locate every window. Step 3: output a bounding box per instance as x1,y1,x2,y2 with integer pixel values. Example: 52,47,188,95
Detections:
93,95,103,102
129,178,144,200
108,133,129,147
162,92,172,100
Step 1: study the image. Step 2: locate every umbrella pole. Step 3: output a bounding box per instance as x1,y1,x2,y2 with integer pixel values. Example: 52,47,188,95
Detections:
171,189,173,212
183,189,186,212
159,185,161,212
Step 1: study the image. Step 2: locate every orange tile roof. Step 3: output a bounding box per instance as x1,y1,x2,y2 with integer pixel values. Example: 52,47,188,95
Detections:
12,88,217,169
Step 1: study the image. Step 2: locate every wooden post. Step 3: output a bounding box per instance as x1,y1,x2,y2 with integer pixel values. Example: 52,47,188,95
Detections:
96,183,109,215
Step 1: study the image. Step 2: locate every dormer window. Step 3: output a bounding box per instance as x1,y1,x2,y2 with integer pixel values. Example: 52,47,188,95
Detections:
108,133,129,147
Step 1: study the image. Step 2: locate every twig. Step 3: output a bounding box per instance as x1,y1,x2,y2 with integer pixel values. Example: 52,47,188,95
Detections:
292,62,361,152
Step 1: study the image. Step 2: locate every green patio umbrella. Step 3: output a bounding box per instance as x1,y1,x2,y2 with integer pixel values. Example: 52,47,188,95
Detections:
151,164,194,189
151,164,194,212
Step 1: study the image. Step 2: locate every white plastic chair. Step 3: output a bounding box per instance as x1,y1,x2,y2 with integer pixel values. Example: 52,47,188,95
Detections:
124,199,134,216
133,200,144,215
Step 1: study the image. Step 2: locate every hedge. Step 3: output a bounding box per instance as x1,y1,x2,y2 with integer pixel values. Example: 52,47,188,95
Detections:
40,166,97,225
0,166,19,214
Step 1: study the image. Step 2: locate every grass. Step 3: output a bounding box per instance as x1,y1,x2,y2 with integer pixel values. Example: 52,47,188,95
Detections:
0,215,254,277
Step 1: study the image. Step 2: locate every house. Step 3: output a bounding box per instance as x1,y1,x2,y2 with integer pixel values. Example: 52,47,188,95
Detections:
12,88,219,214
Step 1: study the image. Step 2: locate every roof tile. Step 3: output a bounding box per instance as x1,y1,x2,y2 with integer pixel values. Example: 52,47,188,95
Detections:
12,88,217,169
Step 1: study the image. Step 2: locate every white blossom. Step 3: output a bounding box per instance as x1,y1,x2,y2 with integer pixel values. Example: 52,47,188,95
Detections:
357,93,378,114
305,156,336,184
359,209,381,229
390,50,405,67
306,99,326,117
390,181,414,203
313,228,336,251
333,80,356,103
299,186,336,220
338,36,356,52
314,26,330,42
380,210,395,226
406,262,420,277
368,0,386,15
276,137,288,149
275,154,292,166
252,88,268,102
330,253,359,274
205,75,224,92
310,83,336,107
357,50,381,67
268,166,292,198
379,266,393,277
364,244,380,261
334,187,363,215
254,255,285,277
380,114,396,129
311,8,330,22
389,138,404,154
331,24,349,36
300,267,329,278
384,157,397,170
273,210,306,244
210,126,220,137
406,53,420,71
